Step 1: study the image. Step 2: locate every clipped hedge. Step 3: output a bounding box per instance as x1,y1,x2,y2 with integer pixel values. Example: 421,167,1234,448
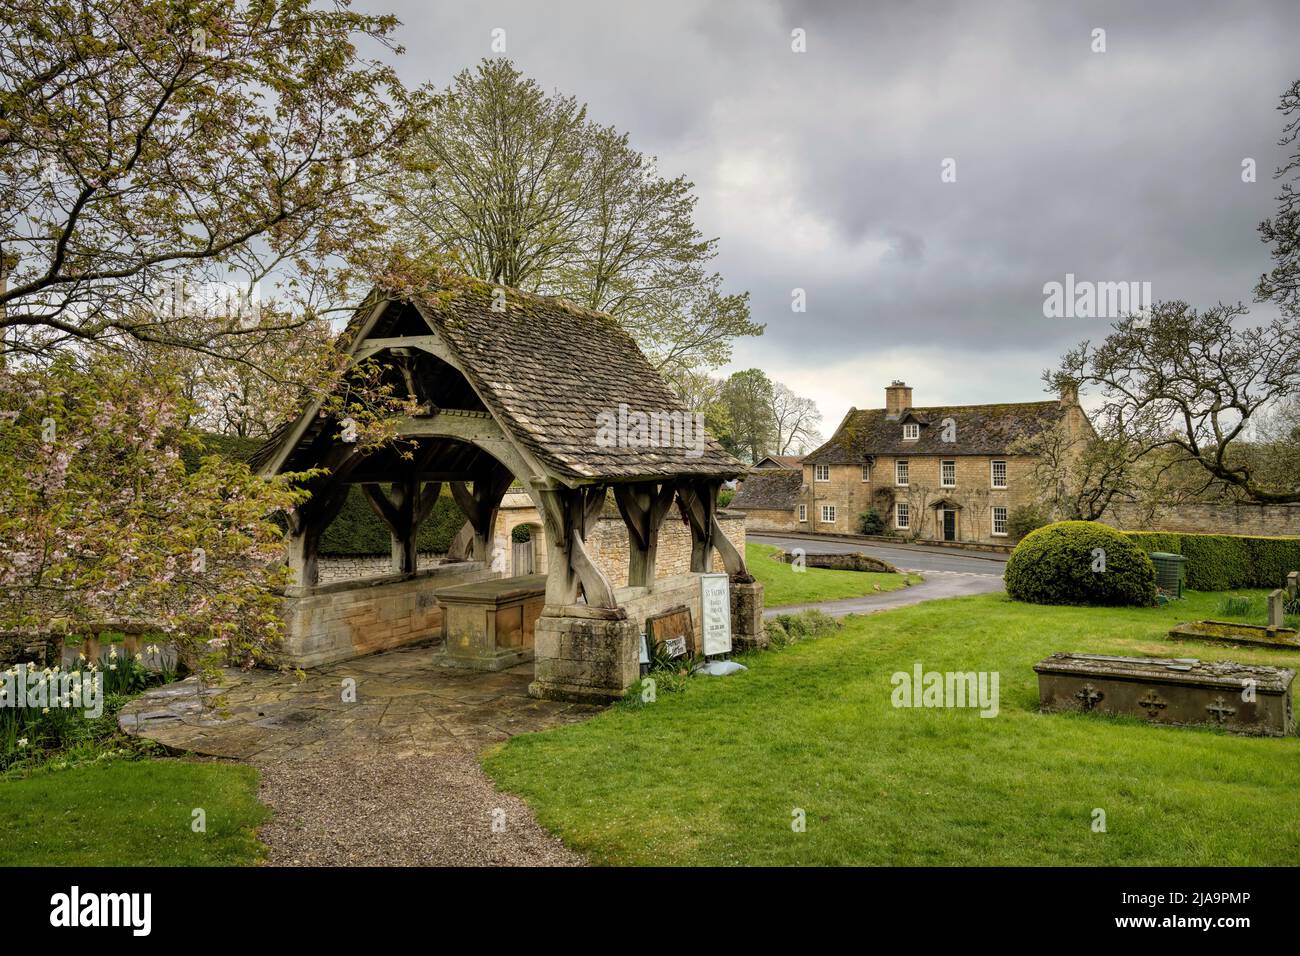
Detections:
319,486,466,556
1124,531,1300,591
183,429,468,557
1006,521,1156,607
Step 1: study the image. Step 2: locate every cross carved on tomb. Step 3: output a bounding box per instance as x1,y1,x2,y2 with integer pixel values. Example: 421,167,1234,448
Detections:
1138,690,1167,718
1206,696,1237,724
1075,683,1103,711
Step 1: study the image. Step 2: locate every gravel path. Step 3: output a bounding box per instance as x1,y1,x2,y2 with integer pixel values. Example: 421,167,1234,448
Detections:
256,750,584,867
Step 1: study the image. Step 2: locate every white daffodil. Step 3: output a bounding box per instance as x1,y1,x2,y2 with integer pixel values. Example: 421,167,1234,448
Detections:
16,737,27,748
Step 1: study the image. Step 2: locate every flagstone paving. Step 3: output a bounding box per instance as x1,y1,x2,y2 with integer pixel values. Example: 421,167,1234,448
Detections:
119,644,599,764
118,643,601,866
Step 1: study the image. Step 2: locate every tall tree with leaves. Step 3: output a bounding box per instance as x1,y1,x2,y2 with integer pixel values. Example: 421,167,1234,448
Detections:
718,368,776,464
393,58,761,377
0,0,431,365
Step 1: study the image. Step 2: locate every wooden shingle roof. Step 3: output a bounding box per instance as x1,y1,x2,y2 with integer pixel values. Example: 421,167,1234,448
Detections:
804,401,1065,465
252,278,744,485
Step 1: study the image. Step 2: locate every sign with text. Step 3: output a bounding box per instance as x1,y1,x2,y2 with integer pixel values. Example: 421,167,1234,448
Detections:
646,606,695,659
700,573,732,656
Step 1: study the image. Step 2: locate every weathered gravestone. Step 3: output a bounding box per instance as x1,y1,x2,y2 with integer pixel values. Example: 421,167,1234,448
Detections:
1268,589,1287,629
646,605,695,660
1168,619,1300,650
1034,652,1295,737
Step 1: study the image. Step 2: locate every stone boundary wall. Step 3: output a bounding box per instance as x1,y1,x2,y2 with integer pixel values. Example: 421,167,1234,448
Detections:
1102,503,1300,537
318,552,443,585
280,562,496,668
776,550,898,573
737,508,799,532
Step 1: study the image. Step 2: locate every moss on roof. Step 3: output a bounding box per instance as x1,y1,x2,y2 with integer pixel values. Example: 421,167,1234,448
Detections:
804,401,1064,464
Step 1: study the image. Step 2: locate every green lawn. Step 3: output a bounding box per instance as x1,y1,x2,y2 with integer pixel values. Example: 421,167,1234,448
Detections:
483,589,1300,866
747,542,921,607
0,759,268,866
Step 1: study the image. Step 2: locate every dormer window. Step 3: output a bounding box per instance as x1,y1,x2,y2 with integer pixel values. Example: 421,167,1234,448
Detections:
903,423,920,441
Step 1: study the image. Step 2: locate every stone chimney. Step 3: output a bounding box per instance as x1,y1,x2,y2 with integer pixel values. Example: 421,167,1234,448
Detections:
885,380,913,419
1058,378,1088,441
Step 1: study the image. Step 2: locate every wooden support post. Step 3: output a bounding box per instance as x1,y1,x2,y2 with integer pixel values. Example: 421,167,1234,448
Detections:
449,467,515,567
677,480,718,573
286,481,351,587
362,479,443,574
614,481,676,588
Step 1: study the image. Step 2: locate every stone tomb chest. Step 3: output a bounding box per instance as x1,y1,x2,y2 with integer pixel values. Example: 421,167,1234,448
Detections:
434,574,547,671
1033,653,1295,737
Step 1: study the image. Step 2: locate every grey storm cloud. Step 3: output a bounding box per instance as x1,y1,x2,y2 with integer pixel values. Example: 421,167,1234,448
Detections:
365,0,1299,419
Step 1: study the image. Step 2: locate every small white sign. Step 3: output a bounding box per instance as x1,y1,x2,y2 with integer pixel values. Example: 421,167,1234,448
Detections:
700,573,732,656
639,631,649,665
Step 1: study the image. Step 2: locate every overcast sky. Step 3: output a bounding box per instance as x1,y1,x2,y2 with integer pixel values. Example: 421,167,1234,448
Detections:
366,0,1299,431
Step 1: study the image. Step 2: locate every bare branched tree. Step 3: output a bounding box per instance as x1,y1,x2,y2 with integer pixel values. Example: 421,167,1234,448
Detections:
1049,301,1300,504
770,382,823,455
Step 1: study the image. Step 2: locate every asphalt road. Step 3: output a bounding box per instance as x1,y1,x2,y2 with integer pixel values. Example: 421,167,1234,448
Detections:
750,532,1008,576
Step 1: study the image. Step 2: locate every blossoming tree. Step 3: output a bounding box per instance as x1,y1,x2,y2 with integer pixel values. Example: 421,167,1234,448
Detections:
0,355,311,676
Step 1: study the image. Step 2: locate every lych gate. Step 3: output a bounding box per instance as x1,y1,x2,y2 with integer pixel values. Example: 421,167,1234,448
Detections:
252,278,765,702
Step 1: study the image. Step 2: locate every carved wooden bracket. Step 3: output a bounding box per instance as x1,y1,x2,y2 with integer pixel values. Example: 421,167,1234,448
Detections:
539,485,620,611
361,478,443,573
676,480,749,580
448,466,515,564
614,481,677,588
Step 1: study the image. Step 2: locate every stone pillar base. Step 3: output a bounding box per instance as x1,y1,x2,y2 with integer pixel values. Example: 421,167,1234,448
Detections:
434,647,533,672
529,613,640,704
731,579,767,651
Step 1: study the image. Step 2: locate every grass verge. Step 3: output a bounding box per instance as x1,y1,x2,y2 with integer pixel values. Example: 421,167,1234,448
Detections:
484,589,1300,866
0,758,268,866
747,542,921,607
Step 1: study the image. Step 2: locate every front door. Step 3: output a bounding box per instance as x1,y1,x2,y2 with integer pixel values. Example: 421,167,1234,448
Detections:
942,509,956,541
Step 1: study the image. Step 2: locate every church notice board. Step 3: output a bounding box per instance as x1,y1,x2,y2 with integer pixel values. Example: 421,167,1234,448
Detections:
646,606,695,659
700,573,732,656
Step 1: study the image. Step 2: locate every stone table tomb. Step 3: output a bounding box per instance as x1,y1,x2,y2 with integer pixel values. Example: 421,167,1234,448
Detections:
1033,652,1295,737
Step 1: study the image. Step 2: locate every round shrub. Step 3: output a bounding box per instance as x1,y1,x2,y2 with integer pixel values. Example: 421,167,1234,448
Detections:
1005,521,1156,607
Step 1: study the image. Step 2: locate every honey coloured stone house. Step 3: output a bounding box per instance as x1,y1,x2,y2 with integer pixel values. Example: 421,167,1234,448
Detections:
252,276,763,703
733,380,1090,546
